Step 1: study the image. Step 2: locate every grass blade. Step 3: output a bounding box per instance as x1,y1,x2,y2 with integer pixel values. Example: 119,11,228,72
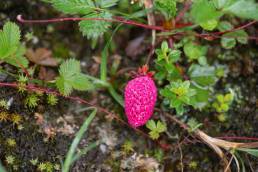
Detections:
63,109,97,172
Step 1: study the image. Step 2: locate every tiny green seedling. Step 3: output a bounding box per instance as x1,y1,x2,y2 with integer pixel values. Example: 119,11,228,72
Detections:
146,120,167,140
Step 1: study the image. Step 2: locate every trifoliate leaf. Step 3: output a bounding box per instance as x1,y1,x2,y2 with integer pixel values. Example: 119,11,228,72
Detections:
56,59,93,95
79,11,112,39
146,120,167,140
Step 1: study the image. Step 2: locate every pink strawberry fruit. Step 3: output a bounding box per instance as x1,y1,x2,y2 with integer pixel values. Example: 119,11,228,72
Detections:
124,65,157,127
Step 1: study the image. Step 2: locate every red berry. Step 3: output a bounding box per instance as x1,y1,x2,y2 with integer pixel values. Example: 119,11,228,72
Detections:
124,75,157,127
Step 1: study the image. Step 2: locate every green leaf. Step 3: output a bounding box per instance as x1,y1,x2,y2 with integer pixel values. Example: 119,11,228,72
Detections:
59,58,81,77
234,30,248,44
0,22,20,59
146,120,167,140
155,0,177,20
156,121,167,133
97,0,119,8
71,73,93,91
149,131,160,140
190,0,222,24
188,64,216,86
200,19,218,31
146,120,156,131
190,85,210,109
79,11,112,39
183,42,206,60
63,109,97,172
56,76,73,96
46,0,95,15
213,0,232,9
223,0,258,20
56,59,93,95
237,148,258,157
221,35,236,49
217,21,233,32
168,50,181,62
4,44,28,68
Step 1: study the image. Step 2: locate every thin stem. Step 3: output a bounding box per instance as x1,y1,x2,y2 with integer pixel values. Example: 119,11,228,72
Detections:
17,15,164,31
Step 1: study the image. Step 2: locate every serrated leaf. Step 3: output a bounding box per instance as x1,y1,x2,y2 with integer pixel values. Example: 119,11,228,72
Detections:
56,59,93,95
155,0,177,20
59,58,81,77
79,11,112,39
47,0,95,15
4,44,28,68
0,22,20,59
56,76,73,96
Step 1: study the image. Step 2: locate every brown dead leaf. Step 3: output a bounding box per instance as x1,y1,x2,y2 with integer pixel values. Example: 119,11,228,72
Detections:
26,48,58,67
126,34,146,58
38,66,57,81
135,155,160,171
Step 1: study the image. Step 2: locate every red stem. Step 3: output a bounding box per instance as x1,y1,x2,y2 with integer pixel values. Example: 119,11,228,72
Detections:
17,15,165,31
213,20,258,35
